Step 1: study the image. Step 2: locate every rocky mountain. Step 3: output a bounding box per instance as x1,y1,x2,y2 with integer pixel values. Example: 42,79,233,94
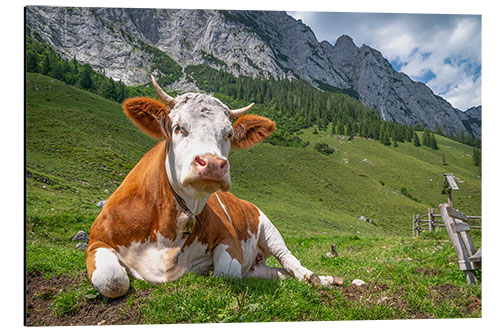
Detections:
25,6,481,138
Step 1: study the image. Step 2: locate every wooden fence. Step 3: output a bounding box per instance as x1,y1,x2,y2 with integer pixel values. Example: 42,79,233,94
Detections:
413,206,482,284
413,208,481,237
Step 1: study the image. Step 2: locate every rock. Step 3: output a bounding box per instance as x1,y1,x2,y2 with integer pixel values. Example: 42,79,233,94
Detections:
76,243,88,251
96,200,107,208
362,158,374,166
359,216,366,221
72,230,89,243
351,279,366,286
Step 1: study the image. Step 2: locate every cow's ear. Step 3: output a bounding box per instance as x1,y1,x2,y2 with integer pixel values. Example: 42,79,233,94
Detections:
122,97,171,139
231,115,275,149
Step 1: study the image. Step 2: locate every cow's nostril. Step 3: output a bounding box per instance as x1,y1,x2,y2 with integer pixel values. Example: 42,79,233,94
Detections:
220,160,228,170
195,156,207,167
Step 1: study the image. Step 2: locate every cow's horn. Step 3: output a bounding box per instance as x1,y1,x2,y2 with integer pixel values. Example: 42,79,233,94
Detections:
229,103,254,119
151,75,175,107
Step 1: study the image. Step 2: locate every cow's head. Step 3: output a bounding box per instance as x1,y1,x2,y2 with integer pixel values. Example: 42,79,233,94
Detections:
122,76,275,201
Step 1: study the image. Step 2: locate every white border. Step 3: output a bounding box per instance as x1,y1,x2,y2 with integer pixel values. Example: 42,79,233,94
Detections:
5,1,499,332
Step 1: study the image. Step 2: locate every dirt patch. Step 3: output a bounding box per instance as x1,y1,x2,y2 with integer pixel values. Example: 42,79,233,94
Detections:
25,272,150,326
415,267,440,276
26,272,481,325
467,296,481,314
428,283,462,303
319,283,440,319
428,283,481,316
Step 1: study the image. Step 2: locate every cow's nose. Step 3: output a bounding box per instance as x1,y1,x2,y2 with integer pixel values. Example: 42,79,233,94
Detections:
194,155,207,167
194,154,228,176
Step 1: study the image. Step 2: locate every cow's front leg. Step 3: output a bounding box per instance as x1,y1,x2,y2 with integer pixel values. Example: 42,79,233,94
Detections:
257,210,319,284
86,241,130,298
213,242,242,277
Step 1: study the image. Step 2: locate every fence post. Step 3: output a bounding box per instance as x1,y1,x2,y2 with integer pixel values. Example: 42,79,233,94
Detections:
416,214,420,236
431,208,435,231
428,208,432,232
412,215,415,237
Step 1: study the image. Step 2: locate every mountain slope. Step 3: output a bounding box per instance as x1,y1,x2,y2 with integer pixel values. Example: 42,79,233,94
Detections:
26,73,481,237
25,6,481,138
323,35,481,138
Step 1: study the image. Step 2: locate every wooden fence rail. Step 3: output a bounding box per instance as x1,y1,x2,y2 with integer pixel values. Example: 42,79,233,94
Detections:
412,206,482,284
413,208,481,237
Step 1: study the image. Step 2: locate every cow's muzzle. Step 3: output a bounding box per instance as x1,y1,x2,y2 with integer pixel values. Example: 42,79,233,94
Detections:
184,154,230,193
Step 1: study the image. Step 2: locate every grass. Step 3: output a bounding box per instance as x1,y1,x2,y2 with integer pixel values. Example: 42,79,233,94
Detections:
25,73,482,323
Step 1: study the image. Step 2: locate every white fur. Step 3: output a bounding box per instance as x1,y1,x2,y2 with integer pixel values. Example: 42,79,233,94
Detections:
166,93,233,207
244,264,289,280
92,248,129,298
116,232,210,283
257,210,314,281
213,244,242,277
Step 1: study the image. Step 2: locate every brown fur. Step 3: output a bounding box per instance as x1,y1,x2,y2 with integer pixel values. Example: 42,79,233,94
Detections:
87,97,274,283
122,97,171,139
86,141,262,279
232,114,275,149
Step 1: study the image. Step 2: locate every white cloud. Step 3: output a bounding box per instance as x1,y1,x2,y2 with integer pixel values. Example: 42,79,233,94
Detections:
287,11,482,111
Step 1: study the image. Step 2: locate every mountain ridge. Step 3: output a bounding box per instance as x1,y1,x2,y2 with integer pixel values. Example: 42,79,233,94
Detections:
25,6,481,138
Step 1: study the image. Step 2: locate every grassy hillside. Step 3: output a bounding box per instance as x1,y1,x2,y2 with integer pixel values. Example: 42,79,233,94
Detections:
26,73,480,236
25,73,481,324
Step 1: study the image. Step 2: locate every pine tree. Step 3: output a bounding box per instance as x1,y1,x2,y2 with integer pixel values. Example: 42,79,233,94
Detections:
381,129,391,146
407,127,414,142
71,57,79,74
413,132,421,147
435,123,443,136
115,81,127,103
393,134,398,147
346,122,354,140
442,152,448,165
361,123,368,138
422,129,431,147
26,50,39,73
40,54,51,75
337,119,345,135
430,133,438,149
79,64,93,89
472,148,481,166
50,61,65,81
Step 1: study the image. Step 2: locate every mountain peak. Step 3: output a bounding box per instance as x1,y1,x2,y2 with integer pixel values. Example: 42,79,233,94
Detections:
25,6,480,138
335,35,356,47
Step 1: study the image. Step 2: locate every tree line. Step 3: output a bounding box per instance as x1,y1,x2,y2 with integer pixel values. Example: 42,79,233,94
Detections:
26,33,480,152
184,64,435,149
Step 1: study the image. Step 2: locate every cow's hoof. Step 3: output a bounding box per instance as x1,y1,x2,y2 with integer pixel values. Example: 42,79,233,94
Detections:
319,275,344,288
332,276,344,285
306,273,321,286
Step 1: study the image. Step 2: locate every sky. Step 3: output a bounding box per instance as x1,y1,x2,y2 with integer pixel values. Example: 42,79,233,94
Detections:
287,11,482,111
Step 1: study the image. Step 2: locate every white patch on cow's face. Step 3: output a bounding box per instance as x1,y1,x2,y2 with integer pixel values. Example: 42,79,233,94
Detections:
166,93,233,202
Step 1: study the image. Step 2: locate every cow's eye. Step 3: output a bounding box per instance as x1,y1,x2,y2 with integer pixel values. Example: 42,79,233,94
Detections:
173,124,182,134
226,132,233,140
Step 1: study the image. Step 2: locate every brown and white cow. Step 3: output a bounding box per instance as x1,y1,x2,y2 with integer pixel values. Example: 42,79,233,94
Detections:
86,77,343,298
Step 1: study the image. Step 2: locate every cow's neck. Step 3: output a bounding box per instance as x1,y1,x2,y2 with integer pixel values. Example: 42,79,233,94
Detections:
165,152,210,216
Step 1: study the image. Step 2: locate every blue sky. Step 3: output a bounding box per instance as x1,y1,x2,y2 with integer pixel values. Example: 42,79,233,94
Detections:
286,11,482,111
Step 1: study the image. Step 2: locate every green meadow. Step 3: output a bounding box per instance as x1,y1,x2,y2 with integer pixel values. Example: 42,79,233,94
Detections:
25,73,481,325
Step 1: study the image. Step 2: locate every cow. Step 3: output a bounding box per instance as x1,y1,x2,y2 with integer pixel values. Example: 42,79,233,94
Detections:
86,76,343,298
